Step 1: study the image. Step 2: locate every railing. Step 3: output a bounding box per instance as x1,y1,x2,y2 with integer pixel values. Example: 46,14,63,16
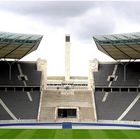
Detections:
0,86,40,91
1,120,140,129
95,86,140,92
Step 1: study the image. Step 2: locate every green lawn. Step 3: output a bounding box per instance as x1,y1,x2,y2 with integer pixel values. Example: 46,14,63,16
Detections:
0,129,140,139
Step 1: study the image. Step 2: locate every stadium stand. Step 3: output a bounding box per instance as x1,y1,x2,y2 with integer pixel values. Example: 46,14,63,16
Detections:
0,31,43,121
0,61,41,87
123,99,140,121
0,91,40,120
0,61,23,86
2,30,140,124
18,62,42,86
93,32,140,121
95,91,139,120
112,62,140,86
0,102,12,120
0,61,41,120
93,63,115,86
94,62,140,87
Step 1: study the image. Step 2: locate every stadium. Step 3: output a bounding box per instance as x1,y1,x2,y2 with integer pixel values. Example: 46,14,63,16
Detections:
0,31,140,138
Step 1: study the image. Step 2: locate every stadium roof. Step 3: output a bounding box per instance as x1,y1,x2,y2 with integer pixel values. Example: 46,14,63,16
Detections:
93,32,140,60
0,32,43,60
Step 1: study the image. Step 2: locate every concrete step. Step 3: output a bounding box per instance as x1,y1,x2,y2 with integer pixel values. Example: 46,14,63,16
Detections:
39,89,96,122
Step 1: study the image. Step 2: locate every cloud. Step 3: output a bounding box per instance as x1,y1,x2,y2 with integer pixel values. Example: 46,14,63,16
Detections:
0,1,140,41
67,1,140,40
89,1,140,21
0,1,96,18
65,7,116,41
0,1,99,28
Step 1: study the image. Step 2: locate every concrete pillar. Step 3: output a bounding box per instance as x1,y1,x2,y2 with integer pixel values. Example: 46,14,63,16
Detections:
65,34,70,81
37,58,47,90
88,59,98,89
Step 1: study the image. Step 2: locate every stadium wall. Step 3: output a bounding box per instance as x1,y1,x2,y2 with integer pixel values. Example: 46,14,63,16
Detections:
37,58,47,90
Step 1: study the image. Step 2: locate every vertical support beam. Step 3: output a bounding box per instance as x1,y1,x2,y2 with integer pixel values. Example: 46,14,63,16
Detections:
123,63,129,82
7,62,13,81
65,34,70,81
123,65,126,81
9,64,12,80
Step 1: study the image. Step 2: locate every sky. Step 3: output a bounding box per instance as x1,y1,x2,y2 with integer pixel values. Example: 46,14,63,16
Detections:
0,1,140,76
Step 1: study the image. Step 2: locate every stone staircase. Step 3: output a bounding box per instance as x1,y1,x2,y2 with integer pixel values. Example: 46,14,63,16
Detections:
38,89,96,122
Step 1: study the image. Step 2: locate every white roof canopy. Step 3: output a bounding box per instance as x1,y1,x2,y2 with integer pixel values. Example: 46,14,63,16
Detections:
0,32,43,59
93,32,140,60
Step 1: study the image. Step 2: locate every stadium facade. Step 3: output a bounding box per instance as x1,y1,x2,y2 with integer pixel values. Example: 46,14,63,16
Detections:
0,31,140,124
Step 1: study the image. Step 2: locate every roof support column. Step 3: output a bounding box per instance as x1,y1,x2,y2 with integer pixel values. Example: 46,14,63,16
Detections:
123,64,126,81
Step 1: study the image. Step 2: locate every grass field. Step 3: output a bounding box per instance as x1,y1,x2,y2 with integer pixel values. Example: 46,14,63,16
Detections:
0,129,140,139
